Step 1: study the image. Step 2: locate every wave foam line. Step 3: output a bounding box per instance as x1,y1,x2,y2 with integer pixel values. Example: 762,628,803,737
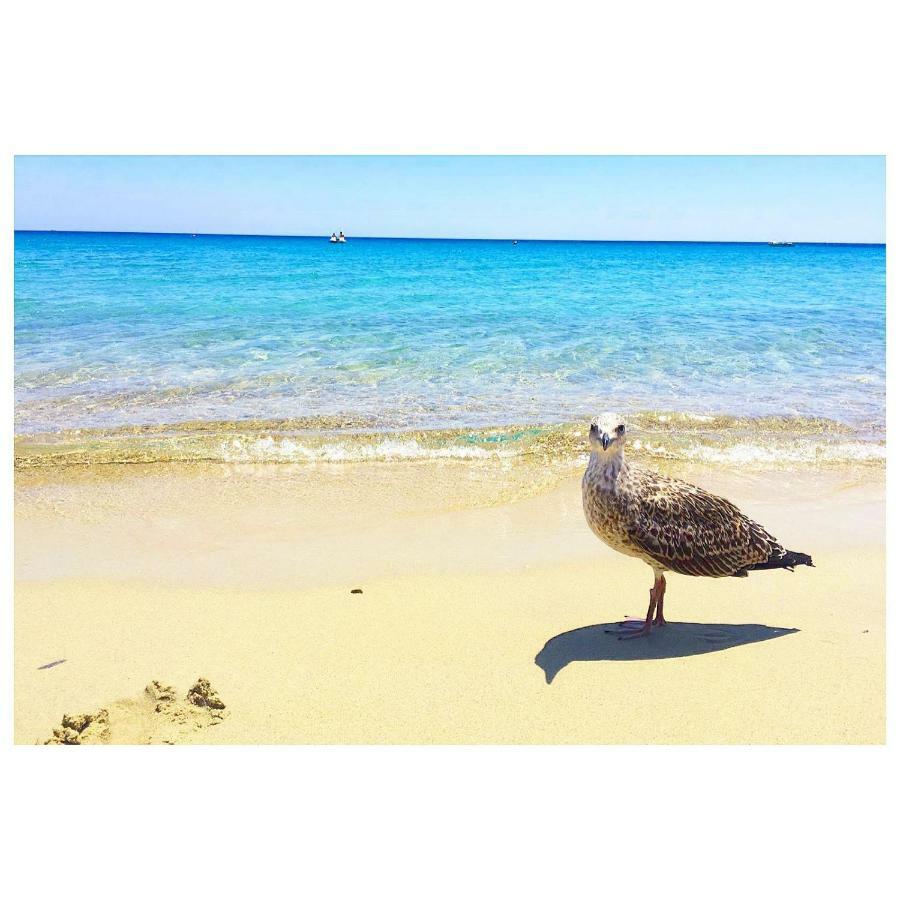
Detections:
14,413,885,470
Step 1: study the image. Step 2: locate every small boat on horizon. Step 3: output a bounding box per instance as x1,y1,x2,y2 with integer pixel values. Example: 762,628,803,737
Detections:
330,232,347,243
768,240,794,246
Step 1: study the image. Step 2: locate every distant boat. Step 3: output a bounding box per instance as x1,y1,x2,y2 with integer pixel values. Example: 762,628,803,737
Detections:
512,240,518,245
329,235,338,243
768,241,794,247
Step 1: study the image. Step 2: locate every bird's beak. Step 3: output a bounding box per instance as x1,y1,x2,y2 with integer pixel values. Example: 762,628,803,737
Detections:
589,423,611,450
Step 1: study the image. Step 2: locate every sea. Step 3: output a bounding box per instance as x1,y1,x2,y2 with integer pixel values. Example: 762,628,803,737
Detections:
14,231,885,468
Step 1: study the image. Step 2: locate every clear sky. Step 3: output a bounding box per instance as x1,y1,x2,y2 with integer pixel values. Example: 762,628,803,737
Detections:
14,155,885,243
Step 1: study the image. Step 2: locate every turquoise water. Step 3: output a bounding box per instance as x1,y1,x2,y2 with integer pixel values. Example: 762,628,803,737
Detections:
14,231,885,437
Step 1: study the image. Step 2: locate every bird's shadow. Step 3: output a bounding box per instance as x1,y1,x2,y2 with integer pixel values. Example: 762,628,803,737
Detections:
535,621,799,684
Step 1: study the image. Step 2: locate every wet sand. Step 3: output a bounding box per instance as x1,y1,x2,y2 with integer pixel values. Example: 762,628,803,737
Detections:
15,460,884,744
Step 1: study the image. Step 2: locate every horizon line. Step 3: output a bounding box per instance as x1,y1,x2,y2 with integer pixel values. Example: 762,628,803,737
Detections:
12,229,886,247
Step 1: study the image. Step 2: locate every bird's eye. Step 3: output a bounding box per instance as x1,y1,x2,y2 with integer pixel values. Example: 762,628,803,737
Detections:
616,424,625,435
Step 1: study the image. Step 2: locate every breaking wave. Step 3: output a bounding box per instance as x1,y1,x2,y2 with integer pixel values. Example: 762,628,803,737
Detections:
14,411,885,471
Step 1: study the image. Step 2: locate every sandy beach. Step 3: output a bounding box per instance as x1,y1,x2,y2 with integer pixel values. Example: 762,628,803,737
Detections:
13,228,886,745
15,456,884,744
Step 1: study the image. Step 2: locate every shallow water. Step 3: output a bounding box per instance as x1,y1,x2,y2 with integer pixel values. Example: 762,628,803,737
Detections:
15,232,885,458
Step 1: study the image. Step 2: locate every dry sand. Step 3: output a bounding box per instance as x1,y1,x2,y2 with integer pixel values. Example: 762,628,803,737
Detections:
15,459,884,744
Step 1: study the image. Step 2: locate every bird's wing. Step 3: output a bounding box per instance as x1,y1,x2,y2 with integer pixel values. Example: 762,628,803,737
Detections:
624,470,780,577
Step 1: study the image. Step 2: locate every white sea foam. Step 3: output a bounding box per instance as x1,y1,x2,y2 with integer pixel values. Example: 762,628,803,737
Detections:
637,440,887,466
220,435,515,463
14,414,886,471
213,431,885,468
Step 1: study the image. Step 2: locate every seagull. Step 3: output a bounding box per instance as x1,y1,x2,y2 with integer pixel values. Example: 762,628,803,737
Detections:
582,414,813,639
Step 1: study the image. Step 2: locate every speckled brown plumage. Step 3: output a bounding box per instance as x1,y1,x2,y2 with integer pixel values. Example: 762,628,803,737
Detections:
587,459,774,577
582,417,814,580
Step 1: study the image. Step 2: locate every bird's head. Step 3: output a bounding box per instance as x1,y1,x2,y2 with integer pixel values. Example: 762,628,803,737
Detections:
589,414,627,455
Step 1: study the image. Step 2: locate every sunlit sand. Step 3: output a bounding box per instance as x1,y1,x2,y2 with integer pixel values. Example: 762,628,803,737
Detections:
15,458,884,744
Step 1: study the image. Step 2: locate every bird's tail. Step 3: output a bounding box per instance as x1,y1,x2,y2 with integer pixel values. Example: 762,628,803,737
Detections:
749,548,814,572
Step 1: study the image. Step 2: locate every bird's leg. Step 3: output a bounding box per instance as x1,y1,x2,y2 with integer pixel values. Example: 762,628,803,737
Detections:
653,574,667,626
604,573,665,638
616,580,659,640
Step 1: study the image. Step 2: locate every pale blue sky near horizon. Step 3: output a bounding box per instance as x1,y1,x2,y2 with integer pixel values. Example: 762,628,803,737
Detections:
14,155,885,243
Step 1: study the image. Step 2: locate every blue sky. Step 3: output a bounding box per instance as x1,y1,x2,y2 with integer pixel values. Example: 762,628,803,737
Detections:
14,156,885,243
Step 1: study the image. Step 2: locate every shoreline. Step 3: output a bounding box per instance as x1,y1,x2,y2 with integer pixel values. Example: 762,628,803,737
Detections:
14,412,886,470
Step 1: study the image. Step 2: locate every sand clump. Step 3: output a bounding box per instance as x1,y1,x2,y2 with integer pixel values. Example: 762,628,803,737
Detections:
45,709,111,745
185,677,226,710
44,677,228,745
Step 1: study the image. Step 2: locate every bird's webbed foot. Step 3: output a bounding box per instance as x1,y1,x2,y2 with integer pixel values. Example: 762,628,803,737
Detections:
604,618,654,639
